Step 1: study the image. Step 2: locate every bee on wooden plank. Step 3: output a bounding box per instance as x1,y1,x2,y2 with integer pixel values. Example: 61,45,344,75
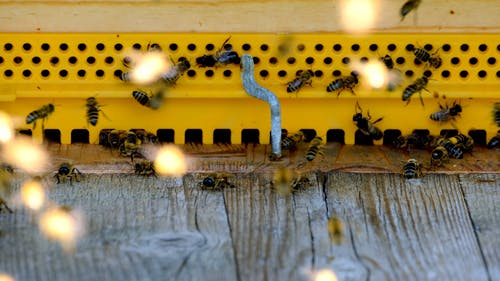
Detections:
448,133,474,152
54,162,82,185
161,57,191,86
327,216,344,245
106,129,127,151
430,100,462,123
119,131,143,161
402,76,430,106
394,132,434,150
199,174,235,190
281,131,305,151
26,103,55,130
196,36,240,67
414,47,442,69
353,102,384,141
132,89,163,110
305,136,324,161
286,70,314,93
400,0,422,21
134,159,157,177
487,132,500,149
434,137,464,159
402,158,423,179
326,72,359,97
430,146,449,167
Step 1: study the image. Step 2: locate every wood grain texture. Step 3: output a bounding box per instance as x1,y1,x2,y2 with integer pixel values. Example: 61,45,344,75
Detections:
0,0,499,33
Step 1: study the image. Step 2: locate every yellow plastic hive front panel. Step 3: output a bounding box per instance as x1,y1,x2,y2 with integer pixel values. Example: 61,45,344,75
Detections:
0,33,498,144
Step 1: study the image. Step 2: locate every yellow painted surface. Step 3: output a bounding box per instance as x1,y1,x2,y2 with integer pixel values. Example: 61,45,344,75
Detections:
0,33,498,144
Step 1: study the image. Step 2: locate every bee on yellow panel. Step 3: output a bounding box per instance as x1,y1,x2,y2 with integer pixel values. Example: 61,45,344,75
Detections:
286,70,314,94
326,72,359,97
196,36,240,67
400,0,422,21
378,54,403,91
25,103,55,130
327,216,344,245
85,97,108,127
161,57,191,86
132,89,163,110
353,102,384,141
429,100,462,124
413,47,442,69
402,76,430,106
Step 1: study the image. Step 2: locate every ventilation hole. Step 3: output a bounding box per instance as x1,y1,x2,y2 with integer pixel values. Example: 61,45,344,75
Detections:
259,70,269,77
104,56,114,64
169,43,178,51
132,43,142,50
488,57,496,65
451,57,460,65
257,44,268,52
87,56,96,64
4,43,13,51
76,43,86,51
14,57,22,64
460,44,469,51
442,44,451,52
406,44,414,51
351,44,360,52
355,130,374,145
114,43,123,51
68,56,77,64
44,129,61,144
360,57,369,63
213,129,231,144
32,57,41,64
382,129,402,145
41,69,50,77
424,44,433,51
323,57,333,64
342,57,350,64
333,44,342,51
50,57,59,65
497,71,500,78
185,129,202,144
96,43,105,51
223,70,232,77
59,43,68,51
478,70,487,78
468,130,486,146
4,70,13,77
205,70,214,77
299,129,317,142
0,57,3,64
203,43,214,51
332,70,341,76
440,129,458,137
41,43,50,51
77,69,86,77
369,44,378,51
22,43,32,51
241,129,259,144
441,70,450,78
96,69,105,77
186,43,196,51
405,70,414,77
252,56,261,64
459,70,468,78
396,57,405,64
187,69,196,77
295,70,304,76
413,58,422,65
243,43,253,51
278,70,287,77
326,129,345,144
287,57,296,64
478,44,487,52
297,44,305,51
18,129,32,137
305,57,314,64
387,44,397,51
22,70,31,77
157,129,174,143
71,129,89,144
269,57,278,64
315,44,324,51
59,69,68,77
314,70,323,77
469,57,478,65
113,69,122,78
423,70,432,77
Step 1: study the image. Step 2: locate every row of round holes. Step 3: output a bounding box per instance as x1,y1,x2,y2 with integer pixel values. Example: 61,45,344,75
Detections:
2,69,105,78
0,56,115,65
3,42,500,53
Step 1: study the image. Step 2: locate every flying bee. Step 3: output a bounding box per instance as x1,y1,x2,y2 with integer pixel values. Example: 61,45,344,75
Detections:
161,57,191,86
120,131,142,161
196,36,240,67
402,76,430,106
271,166,294,195
26,103,55,130
353,102,384,140
430,146,449,167
54,162,82,185
134,159,157,177
281,131,305,151
493,103,500,127
327,216,344,245
326,72,359,97
0,163,14,213
487,132,500,149
85,97,107,126
400,0,422,21
286,70,314,93
413,48,442,69
430,100,462,123
199,174,235,190
132,89,163,110
305,136,324,161
402,158,423,179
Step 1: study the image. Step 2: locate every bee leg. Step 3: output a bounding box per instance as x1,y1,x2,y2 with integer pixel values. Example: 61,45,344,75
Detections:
372,117,384,124
55,174,61,184
336,89,344,98
418,92,425,107
72,168,82,182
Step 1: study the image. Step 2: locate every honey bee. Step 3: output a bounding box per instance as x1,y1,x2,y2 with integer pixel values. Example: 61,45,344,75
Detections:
487,132,500,149
271,166,294,195
199,174,235,190
146,42,162,52
413,48,442,69
448,133,474,152
26,103,55,130
353,102,384,141
286,70,314,93
107,129,127,150
394,132,434,150
430,146,449,167
0,163,14,213
134,159,157,177
281,131,305,151
430,100,462,123
120,131,142,161
196,36,240,67
400,0,422,21
380,54,394,69
54,162,82,184
402,158,423,179
85,97,106,126
402,76,430,106
161,57,191,86
326,72,359,97
434,137,464,159
493,103,500,127
132,90,163,110
290,175,311,192
327,216,344,245
305,136,323,161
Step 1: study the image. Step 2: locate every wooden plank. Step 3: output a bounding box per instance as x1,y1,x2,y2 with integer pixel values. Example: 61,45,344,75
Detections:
459,174,500,280
324,172,491,281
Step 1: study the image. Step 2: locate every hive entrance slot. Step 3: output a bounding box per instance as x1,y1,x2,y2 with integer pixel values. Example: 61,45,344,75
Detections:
327,129,345,144
71,129,89,144
44,129,61,144
241,129,259,144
